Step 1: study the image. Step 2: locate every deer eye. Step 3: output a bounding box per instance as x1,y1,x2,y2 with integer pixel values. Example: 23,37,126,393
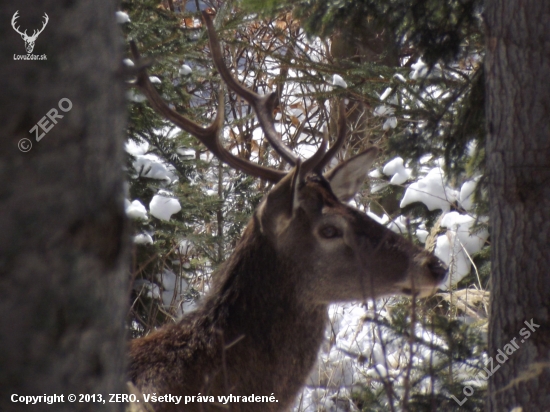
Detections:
320,225,342,239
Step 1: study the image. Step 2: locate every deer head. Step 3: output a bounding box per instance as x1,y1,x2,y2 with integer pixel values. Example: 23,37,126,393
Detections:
11,11,49,54
255,158,446,303
129,10,446,410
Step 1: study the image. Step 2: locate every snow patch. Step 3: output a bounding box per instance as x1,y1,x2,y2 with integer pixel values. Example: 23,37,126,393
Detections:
400,168,457,212
150,193,181,220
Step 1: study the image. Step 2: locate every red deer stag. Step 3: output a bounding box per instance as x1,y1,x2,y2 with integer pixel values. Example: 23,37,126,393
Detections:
128,10,446,412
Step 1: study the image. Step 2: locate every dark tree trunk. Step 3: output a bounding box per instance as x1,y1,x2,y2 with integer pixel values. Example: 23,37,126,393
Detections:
0,1,127,411
331,21,400,149
485,1,550,410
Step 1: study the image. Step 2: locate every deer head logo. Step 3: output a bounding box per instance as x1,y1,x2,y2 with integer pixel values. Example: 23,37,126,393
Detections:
11,11,49,54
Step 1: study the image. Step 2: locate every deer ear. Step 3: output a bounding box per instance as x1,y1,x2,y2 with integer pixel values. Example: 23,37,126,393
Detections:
257,165,301,237
324,147,379,202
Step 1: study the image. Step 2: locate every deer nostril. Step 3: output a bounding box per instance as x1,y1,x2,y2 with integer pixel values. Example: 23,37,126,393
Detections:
427,257,447,283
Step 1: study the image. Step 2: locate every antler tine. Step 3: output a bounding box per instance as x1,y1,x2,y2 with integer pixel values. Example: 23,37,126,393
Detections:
201,10,298,166
36,13,49,36
129,40,285,183
313,100,348,174
299,131,328,180
11,11,26,36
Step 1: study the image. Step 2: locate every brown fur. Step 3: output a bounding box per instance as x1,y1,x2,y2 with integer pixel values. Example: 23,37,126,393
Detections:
130,219,326,411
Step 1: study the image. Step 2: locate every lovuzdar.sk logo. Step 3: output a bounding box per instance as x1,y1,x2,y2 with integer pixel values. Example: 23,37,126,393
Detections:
12,10,48,60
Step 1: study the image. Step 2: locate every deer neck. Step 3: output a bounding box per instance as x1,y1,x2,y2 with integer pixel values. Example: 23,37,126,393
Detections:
202,218,327,401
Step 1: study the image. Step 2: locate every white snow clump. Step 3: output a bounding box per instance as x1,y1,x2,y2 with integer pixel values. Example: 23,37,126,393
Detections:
400,168,458,212
116,11,130,24
332,74,348,88
382,157,411,185
126,199,148,220
150,192,181,221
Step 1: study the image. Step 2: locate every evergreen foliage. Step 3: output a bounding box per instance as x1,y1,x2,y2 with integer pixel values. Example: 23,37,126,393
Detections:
243,0,483,65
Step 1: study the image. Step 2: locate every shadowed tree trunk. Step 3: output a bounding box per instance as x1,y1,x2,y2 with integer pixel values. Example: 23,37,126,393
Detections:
331,19,399,151
331,20,401,218
485,1,550,410
0,1,127,411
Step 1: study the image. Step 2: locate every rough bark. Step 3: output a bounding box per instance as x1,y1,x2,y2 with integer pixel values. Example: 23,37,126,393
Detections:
0,1,127,411
485,1,550,410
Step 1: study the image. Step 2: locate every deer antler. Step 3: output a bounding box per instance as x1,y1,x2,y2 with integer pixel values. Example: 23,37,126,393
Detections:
313,100,348,174
130,41,286,183
31,13,49,40
11,11,49,40
11,11,26,37
201,10,299,166
130,10,348,183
